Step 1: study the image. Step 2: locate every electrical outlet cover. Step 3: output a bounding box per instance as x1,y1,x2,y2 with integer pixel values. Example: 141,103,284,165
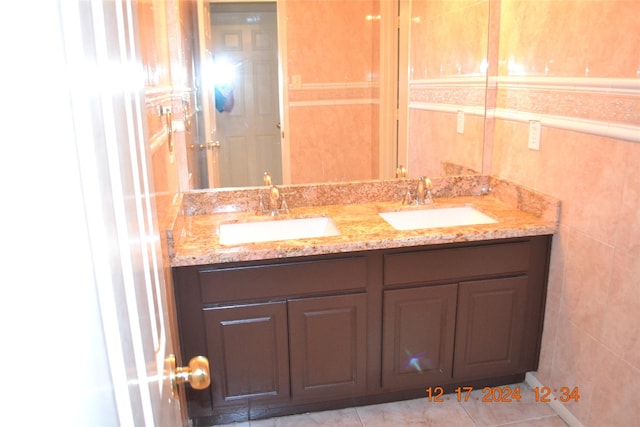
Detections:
457,111,464,134
528,120,541,150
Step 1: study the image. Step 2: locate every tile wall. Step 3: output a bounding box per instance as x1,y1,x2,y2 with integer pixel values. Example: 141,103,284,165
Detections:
489,1,640,425
285,0,380,183
139,0,197,225
407,0,489,177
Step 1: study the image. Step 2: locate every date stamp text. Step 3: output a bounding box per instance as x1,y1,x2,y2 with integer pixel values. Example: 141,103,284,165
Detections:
425,386,580,403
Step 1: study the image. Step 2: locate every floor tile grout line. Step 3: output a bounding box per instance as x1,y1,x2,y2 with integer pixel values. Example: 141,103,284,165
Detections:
456,398,482,427
491,414,569,427
353,406,365,427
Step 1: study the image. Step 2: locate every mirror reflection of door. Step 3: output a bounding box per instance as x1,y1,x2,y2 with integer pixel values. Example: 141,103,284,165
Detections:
211,1,283,187
197,0,221,189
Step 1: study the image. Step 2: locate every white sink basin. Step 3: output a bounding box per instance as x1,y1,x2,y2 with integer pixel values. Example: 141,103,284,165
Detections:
379,206,497,231
219,217,340,245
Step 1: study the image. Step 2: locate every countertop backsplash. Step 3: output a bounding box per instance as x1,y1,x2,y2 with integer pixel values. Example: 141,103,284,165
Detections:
164,176,560,266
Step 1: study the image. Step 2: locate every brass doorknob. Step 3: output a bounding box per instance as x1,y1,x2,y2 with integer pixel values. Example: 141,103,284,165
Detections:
167,354,210,398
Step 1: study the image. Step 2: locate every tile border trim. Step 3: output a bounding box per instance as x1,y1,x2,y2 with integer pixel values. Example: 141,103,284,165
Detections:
492,108,640,143
289,99,379,107
494,76,640,95
409,102,486,116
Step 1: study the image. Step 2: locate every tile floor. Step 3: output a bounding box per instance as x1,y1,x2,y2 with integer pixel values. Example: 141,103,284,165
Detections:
215,382,568,427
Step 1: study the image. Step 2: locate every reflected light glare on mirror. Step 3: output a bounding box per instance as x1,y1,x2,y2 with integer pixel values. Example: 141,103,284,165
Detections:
507,57,526,75
480,59,488,74
211,57,237,87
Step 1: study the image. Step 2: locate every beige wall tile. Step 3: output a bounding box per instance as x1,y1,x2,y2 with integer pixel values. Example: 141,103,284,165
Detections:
498,0,640,77
614,141,640,257
492,2,640,425
588,346,640,426
548,316,600,424
562,135,627,244
562,228,614,341
602,251,640,369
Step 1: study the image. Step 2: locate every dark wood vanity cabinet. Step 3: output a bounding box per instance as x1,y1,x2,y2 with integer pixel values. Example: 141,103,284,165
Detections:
173,236,552,425
173,256,370,424
203,301,290,405
202,293,368,414
454,276,528,379
288,293,368,400
382,284,457,389
381,237,550,391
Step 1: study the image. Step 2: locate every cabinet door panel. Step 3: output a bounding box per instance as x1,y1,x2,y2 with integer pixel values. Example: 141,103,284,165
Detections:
203,302,289,405
288,294,367,400
454,276,527,379
382,284,457,389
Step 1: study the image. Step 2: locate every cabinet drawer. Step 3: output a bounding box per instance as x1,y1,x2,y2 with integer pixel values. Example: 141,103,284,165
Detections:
200,257,368,304
384,241,530,286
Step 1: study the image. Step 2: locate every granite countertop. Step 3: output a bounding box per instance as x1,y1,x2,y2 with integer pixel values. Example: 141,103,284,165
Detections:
167,177,560,267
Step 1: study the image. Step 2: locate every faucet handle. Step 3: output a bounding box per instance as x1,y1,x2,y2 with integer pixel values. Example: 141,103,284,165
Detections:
263,172,272,186
418,176,432,188
402,189,413,205
268,185,280,216
279,194,290,214
256,193,266,215
414,177,433,205
424,188,433,204
422,177,433,204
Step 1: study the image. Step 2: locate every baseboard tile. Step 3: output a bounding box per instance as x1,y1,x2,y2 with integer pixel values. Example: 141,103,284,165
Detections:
525,372,586,427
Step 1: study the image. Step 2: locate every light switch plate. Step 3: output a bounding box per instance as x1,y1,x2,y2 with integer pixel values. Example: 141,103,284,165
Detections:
528,120,541,150
457,111,464,134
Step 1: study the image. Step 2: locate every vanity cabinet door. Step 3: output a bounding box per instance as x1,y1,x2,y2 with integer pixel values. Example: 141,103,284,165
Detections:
382,284,457,389
288,293,368,401
454,276,528,379
203,301,290,407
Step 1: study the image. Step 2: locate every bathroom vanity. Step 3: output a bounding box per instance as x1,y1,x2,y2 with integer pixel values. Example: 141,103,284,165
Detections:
168,177,559,426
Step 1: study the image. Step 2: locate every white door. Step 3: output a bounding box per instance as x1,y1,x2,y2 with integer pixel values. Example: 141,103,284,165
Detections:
198,0,222,188
211,2,283,187
0,1,204,425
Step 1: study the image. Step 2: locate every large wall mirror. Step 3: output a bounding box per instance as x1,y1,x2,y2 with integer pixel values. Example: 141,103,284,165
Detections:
191,0,489,189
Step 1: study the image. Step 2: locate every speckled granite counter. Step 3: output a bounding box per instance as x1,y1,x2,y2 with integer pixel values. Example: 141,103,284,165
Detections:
167,176,560,267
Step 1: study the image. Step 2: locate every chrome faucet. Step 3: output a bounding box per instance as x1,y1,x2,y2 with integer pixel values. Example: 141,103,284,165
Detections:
403,176,433,205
